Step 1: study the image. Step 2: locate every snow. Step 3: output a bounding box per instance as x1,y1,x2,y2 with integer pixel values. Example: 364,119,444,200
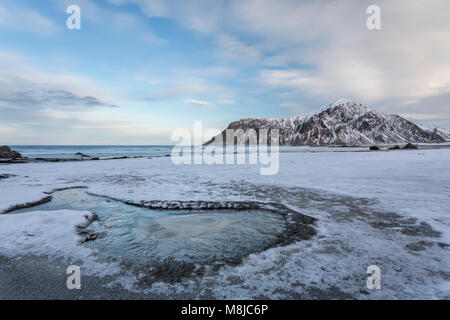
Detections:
322,97,370,113
330,98,360,106
419,124,450,141
0,147,449,298
0,209,90,259
0,209,121,277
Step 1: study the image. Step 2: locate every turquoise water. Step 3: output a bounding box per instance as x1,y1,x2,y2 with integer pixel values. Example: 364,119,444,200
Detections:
13,188,287,263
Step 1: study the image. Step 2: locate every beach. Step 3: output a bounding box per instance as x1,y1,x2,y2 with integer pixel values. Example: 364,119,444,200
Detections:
0,147,449,299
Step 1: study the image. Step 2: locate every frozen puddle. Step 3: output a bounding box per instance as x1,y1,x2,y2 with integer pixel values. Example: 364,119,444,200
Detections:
12,188,295,264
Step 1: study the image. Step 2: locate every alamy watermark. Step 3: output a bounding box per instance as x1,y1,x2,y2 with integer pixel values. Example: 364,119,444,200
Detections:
66,265,81,290
65,5,380,31
366,265,381,290
171,121,280,175
66,5,81,30
366,5,381,30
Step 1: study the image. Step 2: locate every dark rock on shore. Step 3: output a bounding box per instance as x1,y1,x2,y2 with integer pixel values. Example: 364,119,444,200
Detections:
75,213,99,229
0,174,15,180
389,145,401,150
75,152,90,157
369,146,380,151
403,143,418,149
0,146,22,159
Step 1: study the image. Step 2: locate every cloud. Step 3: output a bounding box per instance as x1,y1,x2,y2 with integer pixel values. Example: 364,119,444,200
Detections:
107,0,225,32
233,0,450,108
3,0,450,143
0,4,58,35
0,48,172,144
141,74,231,102
107,0,169,17
186,99,210,106
0,89,117,109
216,34,261,65
280,102,307,115
0,48,121,109
0,47,126,144
386,92,450,127
217,100,236,105
56,0,168,45
113,0,450,122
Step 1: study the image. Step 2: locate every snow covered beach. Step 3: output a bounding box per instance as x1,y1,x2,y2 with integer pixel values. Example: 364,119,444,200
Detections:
0,147,449,299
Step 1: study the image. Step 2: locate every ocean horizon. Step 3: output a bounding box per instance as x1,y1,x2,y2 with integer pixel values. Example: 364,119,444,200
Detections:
9,145,175,159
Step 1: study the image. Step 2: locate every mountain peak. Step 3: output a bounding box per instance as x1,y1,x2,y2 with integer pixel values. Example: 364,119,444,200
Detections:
330,98,360,106
319,98,370,118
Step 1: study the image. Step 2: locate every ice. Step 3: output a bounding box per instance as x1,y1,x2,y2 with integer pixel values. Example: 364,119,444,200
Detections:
0,209,121,277
0,209,91,259
0,147,449,298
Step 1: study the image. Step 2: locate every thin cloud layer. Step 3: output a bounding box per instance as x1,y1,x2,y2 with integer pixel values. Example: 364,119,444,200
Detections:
186,99,210,106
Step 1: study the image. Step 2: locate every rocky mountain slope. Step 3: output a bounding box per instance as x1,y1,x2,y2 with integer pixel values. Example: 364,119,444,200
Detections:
205,99,449,146
419,125,450,141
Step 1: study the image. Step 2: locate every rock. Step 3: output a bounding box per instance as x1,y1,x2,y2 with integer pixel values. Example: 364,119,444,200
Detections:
0,174,15,180
80,230,106,243
0,146,22,159
369,146,380,151
403,143,418,149
389,145,401,150
75,213,99,230
0,158,28,164
405,241,433,251
75,152,90,157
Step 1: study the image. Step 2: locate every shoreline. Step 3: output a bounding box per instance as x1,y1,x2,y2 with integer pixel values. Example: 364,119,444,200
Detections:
1,143,449,165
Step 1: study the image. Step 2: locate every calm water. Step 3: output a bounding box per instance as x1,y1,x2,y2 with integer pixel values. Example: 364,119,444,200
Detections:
10,145,173,159
10,145,368,159
13,188,287,263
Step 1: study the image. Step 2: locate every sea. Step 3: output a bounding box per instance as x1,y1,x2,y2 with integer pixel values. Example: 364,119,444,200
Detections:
10,145,174,159
9,145,372,159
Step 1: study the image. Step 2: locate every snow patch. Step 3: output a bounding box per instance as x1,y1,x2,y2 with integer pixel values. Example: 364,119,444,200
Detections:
0,210,121,277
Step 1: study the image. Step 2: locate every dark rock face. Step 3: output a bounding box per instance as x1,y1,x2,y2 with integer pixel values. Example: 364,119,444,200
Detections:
369,146,380,151
205,99,449,146
0,146,22,159
403,143,418,149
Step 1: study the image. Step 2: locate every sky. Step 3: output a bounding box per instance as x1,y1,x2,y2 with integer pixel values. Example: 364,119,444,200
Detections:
0,0,449,145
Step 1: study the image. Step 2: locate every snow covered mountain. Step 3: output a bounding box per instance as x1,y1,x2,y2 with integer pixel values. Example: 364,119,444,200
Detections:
205,99,450,146
419,125,450,141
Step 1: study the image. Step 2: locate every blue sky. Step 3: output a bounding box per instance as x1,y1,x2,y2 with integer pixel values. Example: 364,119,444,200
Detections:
1,0,449,144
